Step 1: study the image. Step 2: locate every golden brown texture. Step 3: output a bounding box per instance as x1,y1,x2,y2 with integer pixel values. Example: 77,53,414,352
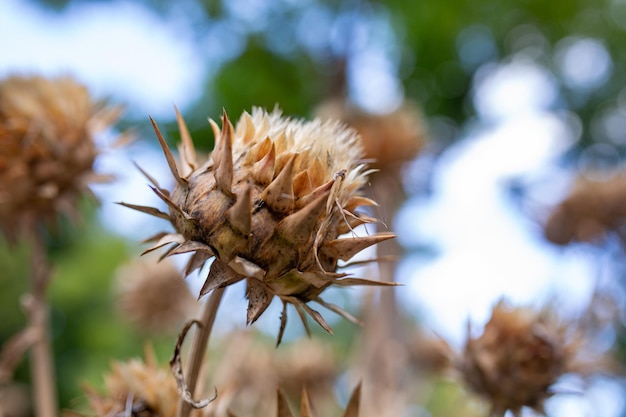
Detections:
0,75,123,240
459,301,585,417
544,174,626,245
121,107,396,340
115,257,196,333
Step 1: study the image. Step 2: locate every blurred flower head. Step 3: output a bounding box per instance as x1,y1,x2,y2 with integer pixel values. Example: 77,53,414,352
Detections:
204,330,339,417
458,300,601,417
115,256,196,333
121,107,395,340
544,173,626,245
84,347,180,417
0,75,124,240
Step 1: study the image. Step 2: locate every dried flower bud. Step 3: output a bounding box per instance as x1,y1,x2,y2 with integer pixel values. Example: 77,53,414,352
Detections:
84,347,179,417
225,384,362,417
0,75,124,240
115,257,196,333
459,301,586,417
544,174,626,245
276,338,339,401
121,107,396,339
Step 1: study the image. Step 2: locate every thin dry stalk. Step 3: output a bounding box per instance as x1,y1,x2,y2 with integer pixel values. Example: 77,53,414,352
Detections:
177,286,225,417
26,225,58,417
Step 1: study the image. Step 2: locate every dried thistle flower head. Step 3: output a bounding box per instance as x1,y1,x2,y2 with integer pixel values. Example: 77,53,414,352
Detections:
0,75,124,240
121,107,396,341
84,346,180,417
225,385,362,417
115,257,196,333
201,329,339,416
276,338,339,401
408,330,454,375
544,173,626,245
315,99,426,171
459,300,585,417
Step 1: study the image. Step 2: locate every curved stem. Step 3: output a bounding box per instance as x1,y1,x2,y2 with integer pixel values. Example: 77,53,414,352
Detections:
177,286,225,417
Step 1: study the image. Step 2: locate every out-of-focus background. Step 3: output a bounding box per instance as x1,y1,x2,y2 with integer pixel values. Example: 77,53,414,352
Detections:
2,0,626,415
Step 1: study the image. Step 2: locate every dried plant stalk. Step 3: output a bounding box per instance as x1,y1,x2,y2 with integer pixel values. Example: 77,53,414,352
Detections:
176,287,225,417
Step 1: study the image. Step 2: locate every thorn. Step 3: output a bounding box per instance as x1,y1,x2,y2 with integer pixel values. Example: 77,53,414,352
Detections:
336,211,378,235
168,240,214,256
149,186,194,221
149,116,187,187
198,259,243,299
246,278,272,325
132,161,168,195
277,189,330,245
276,389,294,417
292,170,312,198
241,111,256,144
343,196,378,213
283,296,333,335
209,118,221,149
116,202,170,220
322,232,396,262
261,153,296,214
214,111,234,196
252,142,275,185
276,300,288,347
244,136,272,165
296,179,334,209
174,105,197,175
300,388,314,417
341,383,362,417
140,233,185,256
315,297,363,326
184,251,212,276
228,186,252,236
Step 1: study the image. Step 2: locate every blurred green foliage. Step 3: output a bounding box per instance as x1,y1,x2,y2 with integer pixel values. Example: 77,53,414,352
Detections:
0,204,178,409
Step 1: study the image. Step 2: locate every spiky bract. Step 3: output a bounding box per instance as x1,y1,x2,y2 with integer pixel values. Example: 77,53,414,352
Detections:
0,75,123,240
121,107,395,340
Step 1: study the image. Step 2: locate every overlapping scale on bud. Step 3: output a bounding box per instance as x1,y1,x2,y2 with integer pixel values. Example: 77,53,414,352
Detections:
121,107,396,341
0,75,124,240
458,301,586,417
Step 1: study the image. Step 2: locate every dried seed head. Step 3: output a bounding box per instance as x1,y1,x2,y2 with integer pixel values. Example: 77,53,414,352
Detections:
84,347,179,417
205,331,339,417
122,107,396,338
275,338,339,401
459,301,584,417
115,257,196,333
0,75,124,240
544,173,626,245
224,384,362,417
315,99,426,171
408,330,454,375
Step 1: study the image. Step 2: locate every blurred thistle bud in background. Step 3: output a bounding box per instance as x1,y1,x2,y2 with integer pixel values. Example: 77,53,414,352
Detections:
0,75,125,241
